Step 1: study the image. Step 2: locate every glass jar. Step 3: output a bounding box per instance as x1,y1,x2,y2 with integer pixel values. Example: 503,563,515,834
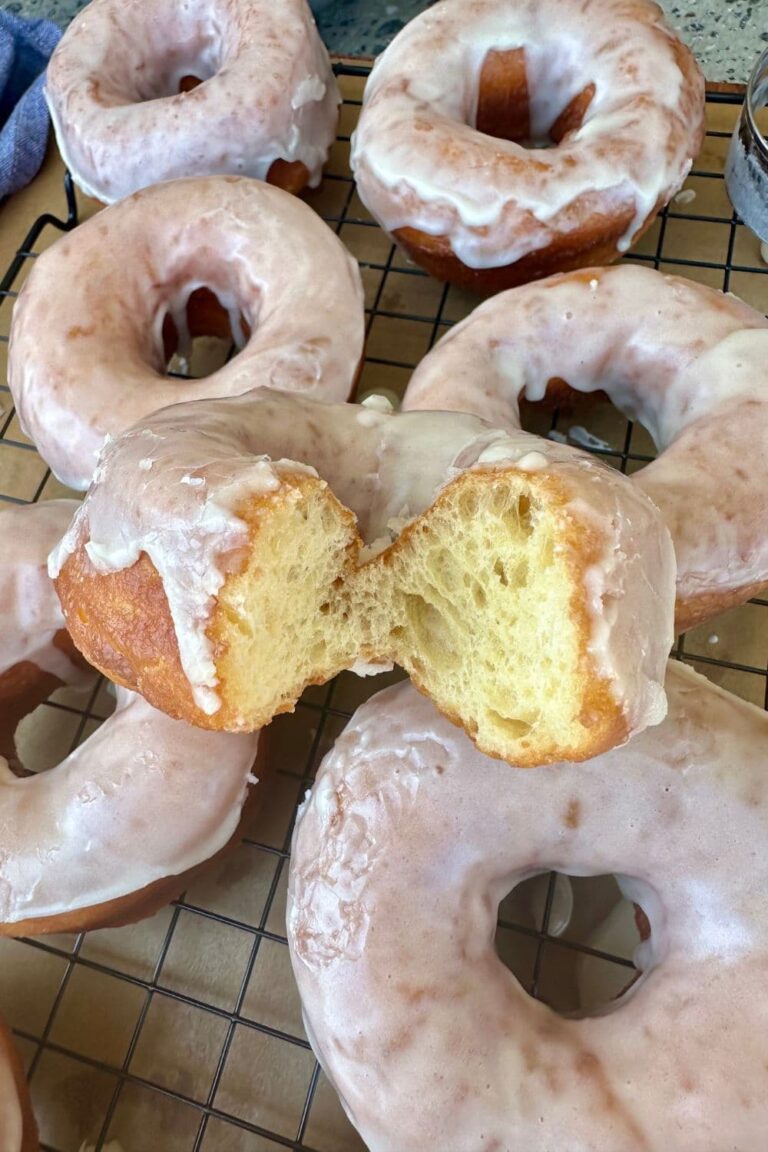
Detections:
725,48,768,244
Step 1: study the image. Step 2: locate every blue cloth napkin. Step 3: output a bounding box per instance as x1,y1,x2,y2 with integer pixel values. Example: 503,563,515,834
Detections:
0,11,61,200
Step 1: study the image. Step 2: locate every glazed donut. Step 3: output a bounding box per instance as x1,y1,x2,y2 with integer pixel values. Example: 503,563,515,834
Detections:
51,387,674,767
351,0,705,291
45,0,339,202
0,501,94,761
404,264,768,631
8,176,364,491
0,686,260,935
288,661,768,1152
0,503,261,935
0,1014,37,1152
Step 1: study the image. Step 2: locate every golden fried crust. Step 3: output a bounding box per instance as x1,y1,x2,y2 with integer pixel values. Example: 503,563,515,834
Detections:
56,548,205,724
56,475,344,732
676,581,768,636
0,738,270,939
266,158,311,194
0,1016,38,1152
394,204,647,295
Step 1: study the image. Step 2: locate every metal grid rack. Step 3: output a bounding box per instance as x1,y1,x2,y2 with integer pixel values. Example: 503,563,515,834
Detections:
0,63,766,1152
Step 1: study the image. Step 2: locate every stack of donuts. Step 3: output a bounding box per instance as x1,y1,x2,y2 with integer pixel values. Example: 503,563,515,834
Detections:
2,0,767,1147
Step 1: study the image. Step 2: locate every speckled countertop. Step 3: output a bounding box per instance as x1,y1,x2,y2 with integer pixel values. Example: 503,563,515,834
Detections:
9,0,768,84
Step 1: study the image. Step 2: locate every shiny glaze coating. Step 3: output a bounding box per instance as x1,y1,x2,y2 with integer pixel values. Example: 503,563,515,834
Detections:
45,0,339,202
0,687,259,928
289,662,768,1152
8,177,365,490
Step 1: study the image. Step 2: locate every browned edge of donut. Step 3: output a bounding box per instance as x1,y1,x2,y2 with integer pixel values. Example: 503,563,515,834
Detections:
393,206,651,294
161,286,253,361
475,47,532,143
267,158,312,195
0,736,271,939
612,904,651,1002
675,579,768,636
0,1015,38,1152
57,468,633,765
89,159,312,211
0,631,91,765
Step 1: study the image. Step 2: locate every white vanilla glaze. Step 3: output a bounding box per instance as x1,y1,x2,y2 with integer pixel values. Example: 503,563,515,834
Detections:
50,388,674,731
45,0,339,202
0,687,259,924
0,500,92,688
8,176,365,490
288,662,768,1152
351,0,704,269
404,264,768,627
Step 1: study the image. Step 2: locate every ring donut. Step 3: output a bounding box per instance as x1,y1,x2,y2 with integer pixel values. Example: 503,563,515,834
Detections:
288,661,768,1152
51,388,674,767
45,0,339,202
0,502,262,935
0,1015,37,1152
351,0,704,291
8,176,365,490
404,264,768,631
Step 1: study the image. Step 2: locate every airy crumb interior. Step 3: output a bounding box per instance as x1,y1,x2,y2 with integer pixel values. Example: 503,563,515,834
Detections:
212,477,358,725
211,469,614,764
355,473,591,761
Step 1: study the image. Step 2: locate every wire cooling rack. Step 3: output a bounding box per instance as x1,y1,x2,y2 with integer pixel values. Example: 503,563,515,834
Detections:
0,63,766,1152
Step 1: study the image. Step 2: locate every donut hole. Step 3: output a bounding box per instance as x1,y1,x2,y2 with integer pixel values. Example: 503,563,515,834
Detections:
495,873,653,1017
476,47,596,148
0,631,98,775
178,74,204,94
11,689,107,777
121,33,222,103
162,287,251,379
